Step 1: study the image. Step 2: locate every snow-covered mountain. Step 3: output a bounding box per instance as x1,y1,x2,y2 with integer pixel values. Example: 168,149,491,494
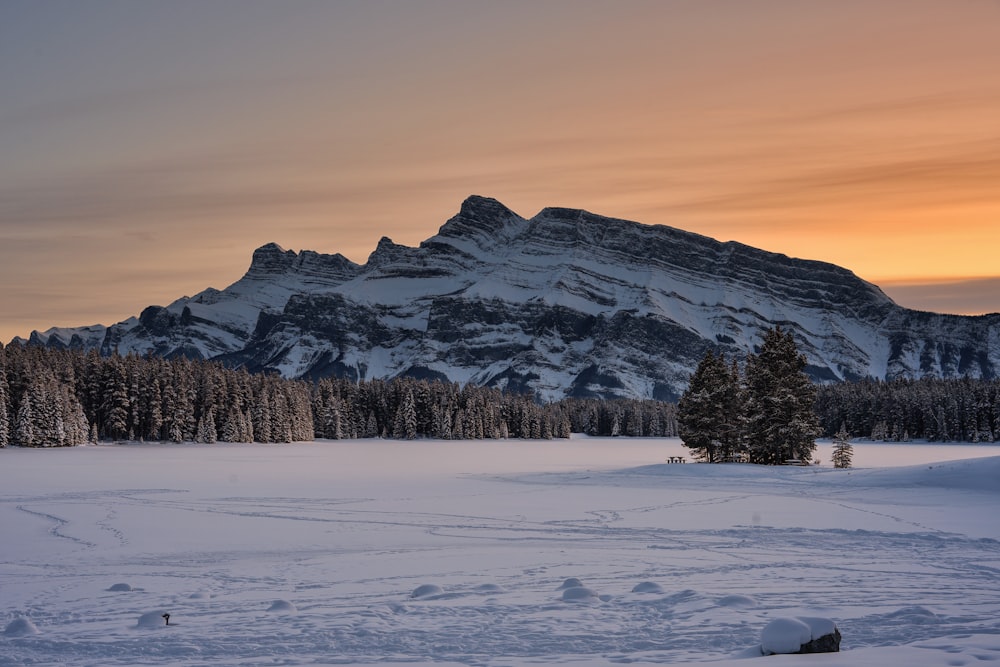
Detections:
17,195,1000,400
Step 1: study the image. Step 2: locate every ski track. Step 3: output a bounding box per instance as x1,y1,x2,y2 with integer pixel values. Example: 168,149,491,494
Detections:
2,444,1000,666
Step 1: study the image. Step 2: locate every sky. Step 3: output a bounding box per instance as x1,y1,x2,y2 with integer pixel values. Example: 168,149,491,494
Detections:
2,0,999,343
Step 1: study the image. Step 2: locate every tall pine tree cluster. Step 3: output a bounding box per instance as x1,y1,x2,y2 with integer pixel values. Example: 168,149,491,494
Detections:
677,327,821,464
676,351,740,462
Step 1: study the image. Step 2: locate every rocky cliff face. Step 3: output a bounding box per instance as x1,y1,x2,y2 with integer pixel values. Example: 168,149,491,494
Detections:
17,196,1000,400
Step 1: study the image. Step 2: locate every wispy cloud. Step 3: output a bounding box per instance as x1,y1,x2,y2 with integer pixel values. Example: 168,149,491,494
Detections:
660,139,1000,217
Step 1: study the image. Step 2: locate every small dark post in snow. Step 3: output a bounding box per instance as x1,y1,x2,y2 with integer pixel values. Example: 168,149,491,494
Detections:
162,613,170,626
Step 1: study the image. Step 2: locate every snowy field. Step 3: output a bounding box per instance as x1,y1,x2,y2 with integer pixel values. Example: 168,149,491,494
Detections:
2,437,999,667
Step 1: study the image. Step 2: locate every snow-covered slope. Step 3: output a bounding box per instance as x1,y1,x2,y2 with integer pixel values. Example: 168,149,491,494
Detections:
18,243,362,362
16,196,1000,400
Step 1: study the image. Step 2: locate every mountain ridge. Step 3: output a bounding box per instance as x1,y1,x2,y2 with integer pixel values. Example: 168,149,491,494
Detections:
15,195,1000,400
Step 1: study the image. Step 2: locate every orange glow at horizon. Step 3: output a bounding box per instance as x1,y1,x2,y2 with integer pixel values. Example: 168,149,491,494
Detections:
2,1,1000,343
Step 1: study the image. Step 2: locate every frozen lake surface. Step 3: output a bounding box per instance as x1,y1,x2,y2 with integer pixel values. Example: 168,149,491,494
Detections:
2,437,999,666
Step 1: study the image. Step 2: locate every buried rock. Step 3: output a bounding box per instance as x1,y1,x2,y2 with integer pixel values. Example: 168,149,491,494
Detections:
761,616,841,655
799,627,842,653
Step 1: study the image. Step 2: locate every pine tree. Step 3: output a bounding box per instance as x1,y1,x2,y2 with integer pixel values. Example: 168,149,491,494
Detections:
14,393,36,447
678,350,742,462
832,423,853,468
0,361,10,448
363,410,378,438
743,327,821,465
195,406,218,443
269,384,293,443
324,400,344,439
62,386,90,445
403,389,418,440
100,356,131,440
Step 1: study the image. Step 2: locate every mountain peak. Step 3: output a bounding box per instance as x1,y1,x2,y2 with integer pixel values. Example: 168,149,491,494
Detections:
365,236,412,267
431,195,528,253
459,195,519,218
245,242,297,278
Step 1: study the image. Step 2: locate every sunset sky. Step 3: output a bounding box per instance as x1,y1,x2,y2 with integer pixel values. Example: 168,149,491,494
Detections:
2,0,999,344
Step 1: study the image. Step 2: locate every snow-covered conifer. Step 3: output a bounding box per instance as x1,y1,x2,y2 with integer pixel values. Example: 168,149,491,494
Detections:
743,327,820,465
832,423,853,468
678,350,742,462
14,392,35,447
0,361,10,448
100,357,130,440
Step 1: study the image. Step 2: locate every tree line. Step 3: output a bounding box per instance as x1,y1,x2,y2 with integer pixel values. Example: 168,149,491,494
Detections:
1,343,675,447
814,376,1000,443
3,337,997,449
312,378,678,441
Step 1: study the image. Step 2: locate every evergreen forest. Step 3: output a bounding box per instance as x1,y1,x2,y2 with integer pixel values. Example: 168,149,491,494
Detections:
1,339,998,449
0,344,677,447
814,376,1000,443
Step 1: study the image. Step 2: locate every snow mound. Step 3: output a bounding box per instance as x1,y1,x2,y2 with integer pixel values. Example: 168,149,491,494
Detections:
557,577,584,590
852,456,1000,494
561,586,600,602
107,583,133,592
631,581,665,594
761,616,837,655
410,584,444,599
136,611,170,629
266,599,297,613
474,584,505,593
4,617,40,637
717,594,757,608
